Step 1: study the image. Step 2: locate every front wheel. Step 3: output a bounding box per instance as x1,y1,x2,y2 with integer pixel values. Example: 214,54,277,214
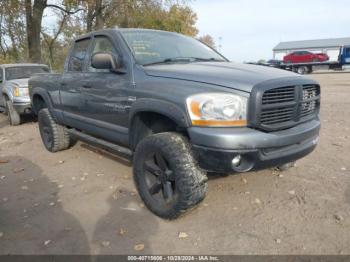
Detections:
6,100,21,126
133,132,208,219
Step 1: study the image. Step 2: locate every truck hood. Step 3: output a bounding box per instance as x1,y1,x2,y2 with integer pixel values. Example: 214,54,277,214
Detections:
7,78,29,87
144,62,303,92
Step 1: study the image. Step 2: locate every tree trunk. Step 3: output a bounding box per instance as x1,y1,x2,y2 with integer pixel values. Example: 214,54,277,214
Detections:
94,0,104,30
86,4,94,32
25,0,47,63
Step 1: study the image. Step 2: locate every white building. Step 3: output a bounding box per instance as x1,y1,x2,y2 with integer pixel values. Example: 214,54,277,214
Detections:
273,37,350,61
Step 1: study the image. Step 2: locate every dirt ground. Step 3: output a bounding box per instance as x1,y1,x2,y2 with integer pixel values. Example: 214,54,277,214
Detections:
0,72,349,255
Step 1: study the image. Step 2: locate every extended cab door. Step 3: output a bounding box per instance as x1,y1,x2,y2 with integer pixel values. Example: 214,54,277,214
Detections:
60,37,92,129
78,34,134,146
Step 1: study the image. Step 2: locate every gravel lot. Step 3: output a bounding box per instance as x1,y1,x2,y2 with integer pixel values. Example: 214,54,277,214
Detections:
0,72,349,255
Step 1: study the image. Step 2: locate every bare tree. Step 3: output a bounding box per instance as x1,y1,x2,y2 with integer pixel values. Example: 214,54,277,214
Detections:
25,0,82,63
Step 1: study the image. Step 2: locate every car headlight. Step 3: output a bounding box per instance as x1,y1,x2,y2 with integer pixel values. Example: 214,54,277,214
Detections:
13,86,29,97
186,93,248,126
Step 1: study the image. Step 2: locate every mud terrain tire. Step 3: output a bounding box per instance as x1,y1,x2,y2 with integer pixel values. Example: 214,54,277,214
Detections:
38,108,76,152
133,132,208,219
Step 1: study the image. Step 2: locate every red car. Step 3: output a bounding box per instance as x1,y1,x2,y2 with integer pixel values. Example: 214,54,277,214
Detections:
283,51,329,64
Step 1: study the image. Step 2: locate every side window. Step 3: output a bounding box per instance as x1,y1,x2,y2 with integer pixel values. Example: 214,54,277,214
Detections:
68,38,90,72
88,36,116,72
0,68,3,83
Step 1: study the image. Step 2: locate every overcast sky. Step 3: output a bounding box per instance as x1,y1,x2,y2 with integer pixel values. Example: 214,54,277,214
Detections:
191,0,350,62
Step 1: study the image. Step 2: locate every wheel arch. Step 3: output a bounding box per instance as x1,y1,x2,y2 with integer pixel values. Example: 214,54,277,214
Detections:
2,89,11,101
31,88,54,115
128,99,191,150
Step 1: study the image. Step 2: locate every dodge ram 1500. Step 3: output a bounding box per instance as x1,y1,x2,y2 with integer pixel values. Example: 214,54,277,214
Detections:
29,29,320,219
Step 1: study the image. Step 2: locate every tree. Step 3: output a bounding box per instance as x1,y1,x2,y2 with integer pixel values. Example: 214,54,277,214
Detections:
24,0,82,63
0,0,211,69
163,4,198,36
25,0,47,63
0,1,27,62
198,34,216,49
41,12,68,69
69,0,198,37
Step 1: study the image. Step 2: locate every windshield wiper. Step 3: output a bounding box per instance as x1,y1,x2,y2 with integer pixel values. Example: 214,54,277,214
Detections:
143,57,193,66
190,57,226,62
143,57,226,66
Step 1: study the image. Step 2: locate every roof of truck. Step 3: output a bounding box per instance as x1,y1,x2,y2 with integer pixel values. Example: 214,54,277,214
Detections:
0,63,48,68
75,28,179,41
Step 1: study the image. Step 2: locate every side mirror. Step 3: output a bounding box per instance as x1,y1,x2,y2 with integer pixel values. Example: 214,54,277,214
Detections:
91,52,121,71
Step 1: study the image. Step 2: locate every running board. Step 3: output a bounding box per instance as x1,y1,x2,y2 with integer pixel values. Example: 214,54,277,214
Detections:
67,129,133,160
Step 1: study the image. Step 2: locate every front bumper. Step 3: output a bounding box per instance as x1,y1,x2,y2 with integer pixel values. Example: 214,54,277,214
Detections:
12,101,32,114
188,119,320,173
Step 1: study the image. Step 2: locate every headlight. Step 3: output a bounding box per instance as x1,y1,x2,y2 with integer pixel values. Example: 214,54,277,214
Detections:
13,86,29,97
186,93,248,127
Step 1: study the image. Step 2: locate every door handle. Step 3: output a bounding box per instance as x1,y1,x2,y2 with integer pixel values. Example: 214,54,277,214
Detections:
82,84,92,89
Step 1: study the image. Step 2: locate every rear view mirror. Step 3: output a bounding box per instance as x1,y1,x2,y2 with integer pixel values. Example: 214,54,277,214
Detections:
91,52,121,71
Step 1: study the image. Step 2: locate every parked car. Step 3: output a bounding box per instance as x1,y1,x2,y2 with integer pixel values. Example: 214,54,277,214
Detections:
267,59,283,67
29,29,321,219
0,64,49,125
283,51,329,64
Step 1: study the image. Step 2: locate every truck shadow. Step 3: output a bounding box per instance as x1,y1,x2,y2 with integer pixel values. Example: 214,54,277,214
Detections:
0,113,36,128
72,145,158,255
91,188,158,255
0,156,91,255
21,113,37,124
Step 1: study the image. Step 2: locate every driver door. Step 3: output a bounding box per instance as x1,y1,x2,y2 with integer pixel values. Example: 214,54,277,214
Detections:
79,35,133,146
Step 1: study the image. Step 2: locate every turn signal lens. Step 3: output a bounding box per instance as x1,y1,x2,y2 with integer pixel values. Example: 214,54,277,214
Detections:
186,93,248,127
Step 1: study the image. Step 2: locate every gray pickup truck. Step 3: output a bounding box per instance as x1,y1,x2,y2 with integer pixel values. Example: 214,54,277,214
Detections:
29,28,320,219
0,63,49,125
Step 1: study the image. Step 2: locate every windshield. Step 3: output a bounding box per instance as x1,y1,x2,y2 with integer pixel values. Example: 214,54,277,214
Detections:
120,30,226,66
5,66,49,81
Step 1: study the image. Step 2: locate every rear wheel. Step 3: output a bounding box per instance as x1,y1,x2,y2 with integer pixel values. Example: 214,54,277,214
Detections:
297,66,308,75
133,132,208,219
6,100,21,126
38,108,76,152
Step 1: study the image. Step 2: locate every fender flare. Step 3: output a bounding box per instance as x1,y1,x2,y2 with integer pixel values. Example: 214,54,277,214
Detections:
129,98,191,128
30,87,54,114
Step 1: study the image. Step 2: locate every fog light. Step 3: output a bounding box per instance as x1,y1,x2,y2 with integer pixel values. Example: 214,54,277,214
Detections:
232,155,241,167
